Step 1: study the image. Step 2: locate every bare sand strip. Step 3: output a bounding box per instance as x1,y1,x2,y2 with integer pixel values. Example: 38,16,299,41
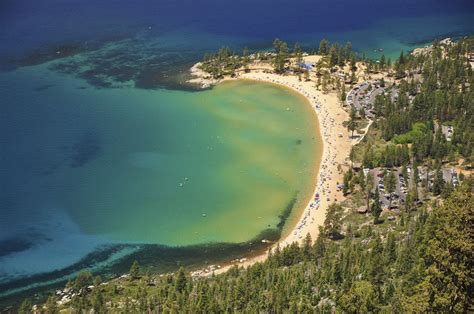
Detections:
189,64,352,275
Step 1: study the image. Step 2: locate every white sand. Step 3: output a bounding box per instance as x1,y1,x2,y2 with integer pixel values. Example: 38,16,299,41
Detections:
188,58,352,275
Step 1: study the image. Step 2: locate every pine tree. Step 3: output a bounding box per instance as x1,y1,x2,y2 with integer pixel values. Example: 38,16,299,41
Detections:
313,227,326,259
368,235,385,287
379,54,386,70
91,289,105,313
273,38,289,73
18,298,32,314
338,281,377,313
242,47,251,72
432,167,444,195
44,295,58,314
365,173,374,213
385,233,397,264
302,233,312,260
371,187,382,224
175,267,187,293
384,171,397,209
323,203,344,239
129,260,140,278
293,42,303,69
347,107,357,138
319,38,329,55
73,271,93,290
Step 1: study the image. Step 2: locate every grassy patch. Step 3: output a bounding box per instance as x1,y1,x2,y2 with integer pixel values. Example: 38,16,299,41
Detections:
352,126,386,163
392,122,427,144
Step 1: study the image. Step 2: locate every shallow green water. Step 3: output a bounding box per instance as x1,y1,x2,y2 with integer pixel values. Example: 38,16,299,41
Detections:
1,63,321,280
66,79,321,245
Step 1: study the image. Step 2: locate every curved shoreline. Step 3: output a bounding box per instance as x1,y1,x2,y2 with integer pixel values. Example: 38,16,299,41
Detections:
219,78,323,242
191,67,352,274
0,68,346,302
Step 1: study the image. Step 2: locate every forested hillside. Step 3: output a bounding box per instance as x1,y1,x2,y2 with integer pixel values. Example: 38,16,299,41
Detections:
22,184,472,313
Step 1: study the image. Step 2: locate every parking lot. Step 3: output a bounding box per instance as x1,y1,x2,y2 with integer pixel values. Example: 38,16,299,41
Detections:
346,80,398,119
360,165,460,211
367,167,413,210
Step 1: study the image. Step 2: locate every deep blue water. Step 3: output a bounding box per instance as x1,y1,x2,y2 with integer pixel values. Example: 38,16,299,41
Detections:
1,0,473,90
2,0,474,62
1,0,473,303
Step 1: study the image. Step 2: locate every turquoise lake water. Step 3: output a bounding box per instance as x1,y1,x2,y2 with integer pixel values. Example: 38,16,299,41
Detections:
0,61,319,296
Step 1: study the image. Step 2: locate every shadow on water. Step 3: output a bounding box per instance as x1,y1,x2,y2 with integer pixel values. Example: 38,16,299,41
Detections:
34,84,55,92
69,132,101,168
36,131,101,176
0,238,35,258
0,193,299,306
277,194,298,229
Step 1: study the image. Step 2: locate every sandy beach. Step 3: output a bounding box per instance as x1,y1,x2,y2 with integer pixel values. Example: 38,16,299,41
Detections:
189,57,353,274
